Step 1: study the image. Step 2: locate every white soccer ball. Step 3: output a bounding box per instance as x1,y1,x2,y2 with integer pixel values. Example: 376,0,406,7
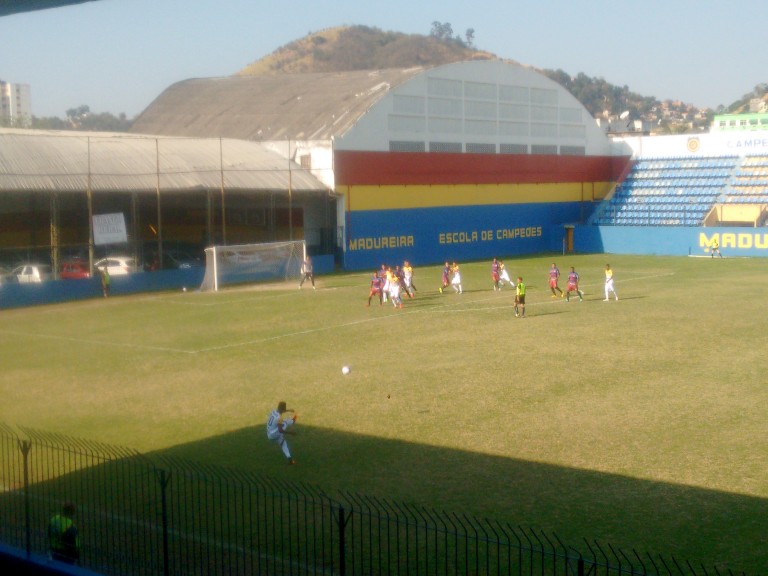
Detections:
182,286,187,292
341,365,351,375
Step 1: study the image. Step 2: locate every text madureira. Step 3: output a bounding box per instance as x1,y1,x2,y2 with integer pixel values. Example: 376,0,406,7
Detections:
348,235,415,251
700,232,768,249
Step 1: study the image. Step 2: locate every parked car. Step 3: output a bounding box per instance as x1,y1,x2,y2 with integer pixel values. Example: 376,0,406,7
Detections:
60,260,91,280
94,256,136,276
10,264,52,284
163,250,203,269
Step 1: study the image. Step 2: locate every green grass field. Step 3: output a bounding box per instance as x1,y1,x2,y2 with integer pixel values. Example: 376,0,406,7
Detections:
1,253,766,572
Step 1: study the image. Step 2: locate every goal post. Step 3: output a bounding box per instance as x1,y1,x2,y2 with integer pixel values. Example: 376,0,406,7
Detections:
200,240,306,292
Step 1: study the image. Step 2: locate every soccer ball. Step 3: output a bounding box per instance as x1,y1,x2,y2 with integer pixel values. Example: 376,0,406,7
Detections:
341,365,351,375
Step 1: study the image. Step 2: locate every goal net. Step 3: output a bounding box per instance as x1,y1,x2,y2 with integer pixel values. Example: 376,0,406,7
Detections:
199,240,306,292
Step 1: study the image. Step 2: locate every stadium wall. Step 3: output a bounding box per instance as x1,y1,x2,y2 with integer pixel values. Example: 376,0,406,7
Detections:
615,129,768,158
336,150,627,269
574,225,768,257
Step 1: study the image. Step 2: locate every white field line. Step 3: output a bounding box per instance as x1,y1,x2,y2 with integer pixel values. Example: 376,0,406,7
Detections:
192,270,675,352
0,328,195,354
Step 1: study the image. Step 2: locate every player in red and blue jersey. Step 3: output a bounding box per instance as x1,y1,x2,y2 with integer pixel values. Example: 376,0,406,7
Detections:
565,266,584,302
549,262,564,298
367,271,383,306
439,261,450,294
491,257,501,291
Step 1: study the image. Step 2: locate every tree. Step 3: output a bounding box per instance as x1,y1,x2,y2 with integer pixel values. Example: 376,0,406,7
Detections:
65,105,90,128
429,21,454,41
465,28,475,48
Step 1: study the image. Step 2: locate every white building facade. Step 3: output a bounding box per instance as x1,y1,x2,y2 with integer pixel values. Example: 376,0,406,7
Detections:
0,80,32,127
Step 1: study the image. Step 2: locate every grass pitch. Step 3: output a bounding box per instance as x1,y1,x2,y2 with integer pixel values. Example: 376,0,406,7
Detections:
1,253,766,572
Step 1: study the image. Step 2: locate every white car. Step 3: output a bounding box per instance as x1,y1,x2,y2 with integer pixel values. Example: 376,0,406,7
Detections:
94,256,136,276
10,264,52,284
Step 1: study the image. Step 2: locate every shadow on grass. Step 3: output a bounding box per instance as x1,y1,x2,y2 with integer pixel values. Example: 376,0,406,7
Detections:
155,425,765,573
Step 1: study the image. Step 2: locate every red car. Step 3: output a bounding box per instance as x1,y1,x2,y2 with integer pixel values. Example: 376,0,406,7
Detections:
60,261,91,280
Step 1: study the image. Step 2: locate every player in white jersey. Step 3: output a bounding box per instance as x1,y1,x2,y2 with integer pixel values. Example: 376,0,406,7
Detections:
266,401,298,464
389,275,403,308
498,261,513,288
604,264,618,301
450,262,463,294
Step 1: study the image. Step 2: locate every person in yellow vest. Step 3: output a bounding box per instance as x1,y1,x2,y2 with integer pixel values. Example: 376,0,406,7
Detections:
48,502,80,565
100,267,110,297
710,239,722,258
514,276,526,318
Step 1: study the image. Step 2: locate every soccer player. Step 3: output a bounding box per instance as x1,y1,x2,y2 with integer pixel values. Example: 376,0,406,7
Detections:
389,273,404,308
266,401,298,464
491,257,501,291
565,266,584,302
514,276,526,318
548,262,563,298
403,260,416,297
380,264,390,303
604,264,618,301
450,262,463,294
439,261,450,294
711,239,722,258
394,265,412,299
499,260,513,288
367,270,383,306
299,256,315,289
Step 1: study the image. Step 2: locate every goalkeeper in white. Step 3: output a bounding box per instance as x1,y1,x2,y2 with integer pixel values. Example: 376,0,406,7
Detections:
266,401,298,464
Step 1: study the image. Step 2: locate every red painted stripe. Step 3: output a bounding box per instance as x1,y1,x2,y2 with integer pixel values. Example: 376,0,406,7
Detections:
334,151,630,186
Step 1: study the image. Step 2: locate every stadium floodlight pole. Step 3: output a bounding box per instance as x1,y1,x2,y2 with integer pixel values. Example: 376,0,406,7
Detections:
155,138,164,270
219,137,227,245
86,136,94,274
288,139,293,240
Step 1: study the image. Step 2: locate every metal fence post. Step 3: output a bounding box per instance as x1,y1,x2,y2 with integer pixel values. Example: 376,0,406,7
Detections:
18,440,32,559
158,469,171,576
336,504,350,576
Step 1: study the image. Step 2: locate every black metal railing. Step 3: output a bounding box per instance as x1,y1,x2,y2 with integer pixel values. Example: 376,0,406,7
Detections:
0,424,747,575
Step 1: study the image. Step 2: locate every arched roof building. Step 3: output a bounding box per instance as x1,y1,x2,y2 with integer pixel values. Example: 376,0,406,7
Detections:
132,60,632,269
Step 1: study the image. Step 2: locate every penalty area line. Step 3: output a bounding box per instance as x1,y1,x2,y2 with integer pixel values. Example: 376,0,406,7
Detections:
0,329,195,355
193,314,397,354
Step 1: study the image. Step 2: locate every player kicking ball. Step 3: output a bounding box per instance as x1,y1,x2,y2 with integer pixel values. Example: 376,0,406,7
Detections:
266,401,298,464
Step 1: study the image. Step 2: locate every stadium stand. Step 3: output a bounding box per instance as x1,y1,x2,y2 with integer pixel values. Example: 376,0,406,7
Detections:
591,154,768,226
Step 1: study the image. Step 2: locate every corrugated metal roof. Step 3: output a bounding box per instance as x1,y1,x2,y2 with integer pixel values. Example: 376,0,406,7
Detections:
0,129,327,194
130,68,426,140
0,0,97,17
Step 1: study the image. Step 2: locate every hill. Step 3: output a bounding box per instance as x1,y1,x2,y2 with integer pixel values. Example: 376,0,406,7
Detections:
238,25,767,134
237,25,496,75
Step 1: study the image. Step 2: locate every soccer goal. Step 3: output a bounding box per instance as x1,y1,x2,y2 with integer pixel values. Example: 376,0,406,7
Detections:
199,240,306,292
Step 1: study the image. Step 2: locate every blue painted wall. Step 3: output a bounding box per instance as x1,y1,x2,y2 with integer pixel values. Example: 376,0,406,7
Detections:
0,269,205,310
574,225,768,257
344,202,586,270
0,255,337,310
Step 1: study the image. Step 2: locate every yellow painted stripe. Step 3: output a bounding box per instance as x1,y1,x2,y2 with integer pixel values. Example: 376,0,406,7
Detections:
346,182,615,211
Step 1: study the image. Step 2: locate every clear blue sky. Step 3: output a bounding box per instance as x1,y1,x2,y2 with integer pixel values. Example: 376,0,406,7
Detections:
1,0,764,118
